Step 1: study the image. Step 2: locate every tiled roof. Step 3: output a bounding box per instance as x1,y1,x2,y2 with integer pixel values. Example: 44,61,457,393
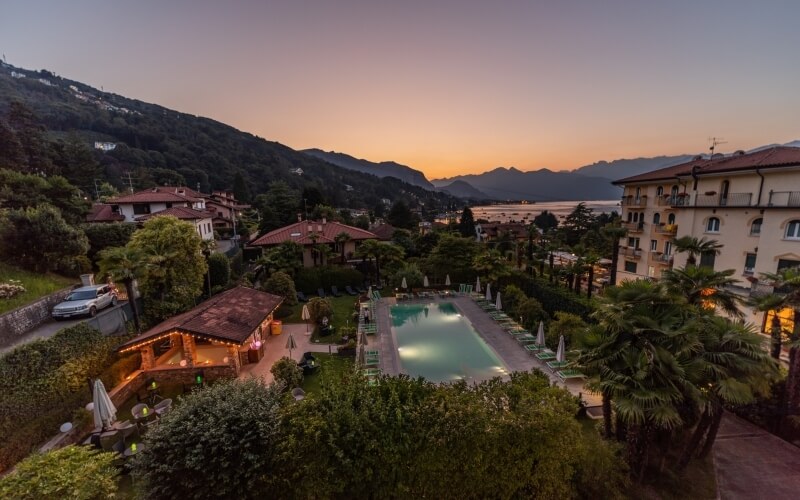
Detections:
86,204,125,222
613,147,800,185
250,220,378,246
118,286,283,350
134,206,211,221
109,186,203,204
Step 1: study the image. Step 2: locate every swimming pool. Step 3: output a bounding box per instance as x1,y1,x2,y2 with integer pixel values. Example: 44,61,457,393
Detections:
390,302,507,383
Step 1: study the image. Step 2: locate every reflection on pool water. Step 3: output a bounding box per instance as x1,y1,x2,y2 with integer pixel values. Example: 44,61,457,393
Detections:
391,302,507,383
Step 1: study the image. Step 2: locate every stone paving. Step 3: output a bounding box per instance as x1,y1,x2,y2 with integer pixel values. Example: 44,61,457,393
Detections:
713,412,800,500
239,323,332,384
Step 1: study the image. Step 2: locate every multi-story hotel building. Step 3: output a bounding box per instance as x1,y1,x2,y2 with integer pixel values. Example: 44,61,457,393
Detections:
612,146,800,331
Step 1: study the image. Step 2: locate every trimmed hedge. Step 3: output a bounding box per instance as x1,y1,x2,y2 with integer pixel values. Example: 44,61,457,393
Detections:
295,266,364,293
0,324,131,472
501,274,595,321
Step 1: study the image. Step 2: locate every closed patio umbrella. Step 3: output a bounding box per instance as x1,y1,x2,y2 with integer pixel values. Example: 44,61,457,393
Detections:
360,329,368,347
556,335,566,362
401,277,408,290
358,343,366,366
495,292,502,310
286,333,297,359
423,275,429,287
475,276,481,293
445,274,451,286
367,285,373,301
92,379,116,431
485,283,492,301
536,321,545,346
301,304,311,333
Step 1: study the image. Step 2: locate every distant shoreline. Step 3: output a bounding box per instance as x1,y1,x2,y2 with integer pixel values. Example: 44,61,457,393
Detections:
470,200,619,223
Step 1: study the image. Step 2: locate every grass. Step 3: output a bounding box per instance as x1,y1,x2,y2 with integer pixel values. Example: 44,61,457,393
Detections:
0,262,76,315
300,353,354,394
282,295,361,344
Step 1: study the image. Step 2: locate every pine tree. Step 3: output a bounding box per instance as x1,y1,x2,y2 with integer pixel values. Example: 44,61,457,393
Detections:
458,207,476,237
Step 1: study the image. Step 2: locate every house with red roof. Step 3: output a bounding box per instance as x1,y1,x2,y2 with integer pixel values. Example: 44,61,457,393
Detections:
250,218,378,267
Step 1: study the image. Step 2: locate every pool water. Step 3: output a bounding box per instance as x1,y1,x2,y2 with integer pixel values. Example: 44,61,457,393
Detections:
391,302,507,383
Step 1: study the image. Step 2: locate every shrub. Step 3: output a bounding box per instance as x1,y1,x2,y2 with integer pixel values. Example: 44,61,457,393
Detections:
0,279,26,299
295,266,364,293
499,284,526,317
307,297,333,324
0,446,118,500
106,352,142,386
270,357,303,391
390,262,424,289
502,273,594,321
262,271,298,306
517,297,549,331
547,312,588,350
208,252,231,290
131,379,283,499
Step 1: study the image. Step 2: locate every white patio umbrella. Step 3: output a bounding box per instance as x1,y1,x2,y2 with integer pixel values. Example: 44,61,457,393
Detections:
536,321,546,346
367,285,373,301
485,283,492,301
358,343,366,366
301,304,311,333
401,277,408,290
423,275,429,287
92,379,116,431
556,335,566,363
360,329,368,347
475,276,481,293
286,333,297,359
495,291,502,310
445,274,451,286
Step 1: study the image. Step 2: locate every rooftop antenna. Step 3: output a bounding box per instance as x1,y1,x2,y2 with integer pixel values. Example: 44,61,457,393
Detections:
708,137,727,158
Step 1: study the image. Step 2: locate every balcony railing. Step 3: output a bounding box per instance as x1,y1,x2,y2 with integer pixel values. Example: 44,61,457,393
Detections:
653,224,677,235
621,195,648,207
622,221,644,233
652,252,673,265
767,191,800,207
619,246,642,259
695,192,752,207
749,281,775,298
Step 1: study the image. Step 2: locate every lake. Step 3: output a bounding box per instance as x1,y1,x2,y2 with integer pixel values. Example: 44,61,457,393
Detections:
469,200,620,223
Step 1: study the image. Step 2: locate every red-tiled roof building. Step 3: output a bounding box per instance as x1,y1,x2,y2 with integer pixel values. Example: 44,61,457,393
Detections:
250,219,378,267
118,286,283,378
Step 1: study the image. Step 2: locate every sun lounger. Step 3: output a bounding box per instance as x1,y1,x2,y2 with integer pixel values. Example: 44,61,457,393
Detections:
515,335,537,343
345,286,358,296
361,368,381,377
557,369,585,380
366,349,379,356
331,286,343,297
357,285,366,293
546,360,569,370
524,344,546,353
317,288,326,298
296,291,308,302
536,350,556,360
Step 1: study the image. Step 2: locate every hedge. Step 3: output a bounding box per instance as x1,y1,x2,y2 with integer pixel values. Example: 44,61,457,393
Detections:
0,324,132,472
500,274,595,322
295,266,364,293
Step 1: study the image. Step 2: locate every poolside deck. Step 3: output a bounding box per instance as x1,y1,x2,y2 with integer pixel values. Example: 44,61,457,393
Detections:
373,295,599,405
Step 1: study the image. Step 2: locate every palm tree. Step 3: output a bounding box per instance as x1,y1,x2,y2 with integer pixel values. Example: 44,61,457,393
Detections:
356,239,404,285
583,253,600,300
677,317,777,469
673,236,722,267
316,244,335,266
601,224,628,286
661,266,743,318
334,231,352,263
98,246,145,332
526,223,537,276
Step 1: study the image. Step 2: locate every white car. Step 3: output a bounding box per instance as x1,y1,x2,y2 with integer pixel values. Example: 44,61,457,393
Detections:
52,285,118,320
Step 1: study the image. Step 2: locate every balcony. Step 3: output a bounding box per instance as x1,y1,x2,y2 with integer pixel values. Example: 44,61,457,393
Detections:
749,281,774,298
767,191,800,207
695,192,752,207
653,224,677,235
619,246,642,259
622,221,645,233
652,252,673,265
621,195,648,207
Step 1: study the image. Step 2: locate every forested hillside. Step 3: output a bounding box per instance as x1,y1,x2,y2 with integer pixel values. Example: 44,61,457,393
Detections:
0,64,456,214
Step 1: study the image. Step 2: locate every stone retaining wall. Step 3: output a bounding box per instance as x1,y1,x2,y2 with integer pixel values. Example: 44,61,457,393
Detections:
0,286,75,346
108,365,236,407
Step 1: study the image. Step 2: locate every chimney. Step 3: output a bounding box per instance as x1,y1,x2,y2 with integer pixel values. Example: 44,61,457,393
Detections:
322,217,327,224
317,224,322,232
297,213,302,222
308,224,313,233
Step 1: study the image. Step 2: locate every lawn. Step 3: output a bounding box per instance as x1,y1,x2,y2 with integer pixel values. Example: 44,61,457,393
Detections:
0,262,76,315
300,353,354,394
282,295,361,344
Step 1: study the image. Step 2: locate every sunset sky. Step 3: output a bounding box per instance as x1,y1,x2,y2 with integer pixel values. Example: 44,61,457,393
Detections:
3,0,799,178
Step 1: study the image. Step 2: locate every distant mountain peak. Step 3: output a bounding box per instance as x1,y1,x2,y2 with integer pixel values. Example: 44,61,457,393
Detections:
301,149,433,189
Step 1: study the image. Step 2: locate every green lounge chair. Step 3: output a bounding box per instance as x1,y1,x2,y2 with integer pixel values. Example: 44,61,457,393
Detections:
361,368,380,377
535,350,556,360
366,349,379,356
515,335,537,343
557,369,585,380
524,344,546,353
546,360,569,370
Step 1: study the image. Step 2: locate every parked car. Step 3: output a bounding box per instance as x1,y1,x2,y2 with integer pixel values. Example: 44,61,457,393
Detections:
52,285,117,320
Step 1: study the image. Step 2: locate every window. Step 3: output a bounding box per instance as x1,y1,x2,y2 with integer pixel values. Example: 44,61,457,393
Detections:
656,186,664,196
133,204,150,215
668,213,676,225
648,266,655,277
633,212,639,222
627,212,633,222
699,252,716,269
627,237,640,248
664,241,673,256
744,253,757,275
165,202,173,208
624,261,638,273
750,218,763,236
786,220,800,239
653,213,661,224
706,217,720,233
670,185,679,197
650,240,658,251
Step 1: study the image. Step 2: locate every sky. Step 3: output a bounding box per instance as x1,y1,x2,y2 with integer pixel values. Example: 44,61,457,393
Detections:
2,0,800,178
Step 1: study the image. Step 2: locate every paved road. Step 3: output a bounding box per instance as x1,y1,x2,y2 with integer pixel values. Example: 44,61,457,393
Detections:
713,412,800,499
0,304,124,355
